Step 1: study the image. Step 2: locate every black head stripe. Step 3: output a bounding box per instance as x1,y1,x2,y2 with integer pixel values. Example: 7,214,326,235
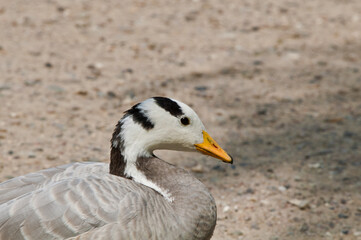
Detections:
153,97,184,117
124,103,154,130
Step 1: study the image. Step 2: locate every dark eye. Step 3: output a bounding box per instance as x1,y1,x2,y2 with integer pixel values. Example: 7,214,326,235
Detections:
180,117,190,126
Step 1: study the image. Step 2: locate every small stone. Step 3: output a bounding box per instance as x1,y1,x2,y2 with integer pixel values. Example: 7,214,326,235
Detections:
76,90,88,96
24,79,41,86
223,205,230,213
10,112,19,118
324,118,343,124
343,131,354,138
338,213,349,219
278,186,287,192
44,62,53,68
0,85,11,91
191,164,204,173
341,229,349,235
212,165,225,172
244,216,251,221
329,221,335,228
233,231,243,236
244,188,255,194
122,68,133,74
107,91,116,98
48,85,65,93
251,26,259,31
253,60,263,65
294,175,302,181
308,163,321,169
57,6,65,12
260,199,270,205
300,223,309,233
251,223,259,230
309,75,323,83
194,86,208,92
288,199,310,209
257,109,267,115
46,155,57,161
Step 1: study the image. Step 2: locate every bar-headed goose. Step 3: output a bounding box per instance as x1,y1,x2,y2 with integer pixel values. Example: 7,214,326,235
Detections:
0,97,232,240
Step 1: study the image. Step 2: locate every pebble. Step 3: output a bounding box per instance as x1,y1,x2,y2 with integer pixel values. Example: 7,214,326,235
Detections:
294,175,302,181
107,91,117,98
343,131,355,138
233,231,243,236
299,223,308,233
244,188,255,194
44,62,53,68
46,155,57,161
257,108,267,115
122,68,133,74
10,112,19,118
309,75,323,83
338,213,349,219
253,60,263,65
48,85,65,93
308,162,321,169
191,164,205,173
288,199,310,209
76,90,88,96
24,79,41,86
212,165,226,172
194,86,208,92
251,223,259,230
223,205,230,213
305,149,332,159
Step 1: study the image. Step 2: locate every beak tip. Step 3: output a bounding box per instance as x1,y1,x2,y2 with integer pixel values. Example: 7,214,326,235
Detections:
227,154,233,164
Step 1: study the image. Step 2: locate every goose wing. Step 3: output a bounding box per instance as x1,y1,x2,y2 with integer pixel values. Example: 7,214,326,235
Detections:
0,163,166,240
0,163,71,204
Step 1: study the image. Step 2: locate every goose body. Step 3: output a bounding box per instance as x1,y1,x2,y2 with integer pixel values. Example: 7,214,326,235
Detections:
0,97,232,240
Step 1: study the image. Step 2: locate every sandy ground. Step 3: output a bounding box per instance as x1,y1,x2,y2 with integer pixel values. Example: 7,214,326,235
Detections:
1,0,361,239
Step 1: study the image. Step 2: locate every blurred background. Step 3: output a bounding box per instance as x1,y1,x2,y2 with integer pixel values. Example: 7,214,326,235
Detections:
0,0,360,239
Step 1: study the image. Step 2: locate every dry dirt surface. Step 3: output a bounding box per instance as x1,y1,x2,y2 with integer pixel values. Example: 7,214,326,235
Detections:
1,0,361,239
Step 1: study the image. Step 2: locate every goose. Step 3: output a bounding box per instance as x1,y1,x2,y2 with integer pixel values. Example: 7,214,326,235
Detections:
0,96,233,240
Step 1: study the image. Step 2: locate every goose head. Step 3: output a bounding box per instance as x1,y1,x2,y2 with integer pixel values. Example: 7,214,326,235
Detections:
111,97,232,165
110,97,232,200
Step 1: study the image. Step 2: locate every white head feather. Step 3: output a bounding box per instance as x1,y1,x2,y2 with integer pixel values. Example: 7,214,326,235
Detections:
120,98,206,162
113,97,207,202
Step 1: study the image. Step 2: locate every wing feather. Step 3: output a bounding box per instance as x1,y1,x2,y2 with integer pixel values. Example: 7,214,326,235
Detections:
0,162,174,239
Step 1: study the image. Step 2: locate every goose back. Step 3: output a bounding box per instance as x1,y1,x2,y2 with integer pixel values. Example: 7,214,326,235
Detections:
0,160,216,240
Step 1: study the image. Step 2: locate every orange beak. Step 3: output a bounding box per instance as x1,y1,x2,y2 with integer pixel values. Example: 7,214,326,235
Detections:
194,131,233,164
